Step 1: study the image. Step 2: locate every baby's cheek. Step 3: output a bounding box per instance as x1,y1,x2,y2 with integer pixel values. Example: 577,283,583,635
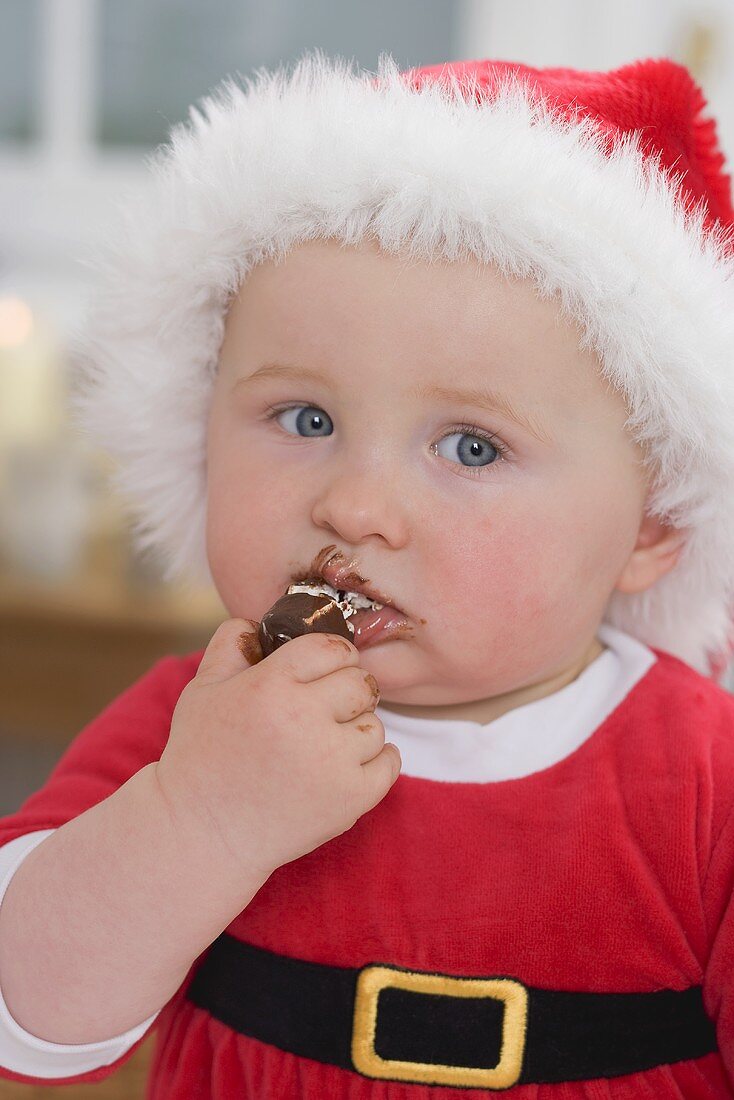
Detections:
447,506,578,659
475,506,617,673
204,471,289,613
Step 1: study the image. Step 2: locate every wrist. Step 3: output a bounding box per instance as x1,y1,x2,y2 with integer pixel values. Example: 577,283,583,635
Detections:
145,762,274,889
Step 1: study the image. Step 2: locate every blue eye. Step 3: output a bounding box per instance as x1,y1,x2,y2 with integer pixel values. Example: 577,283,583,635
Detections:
432,428,505,470
264,404,508,476
268,404,333,437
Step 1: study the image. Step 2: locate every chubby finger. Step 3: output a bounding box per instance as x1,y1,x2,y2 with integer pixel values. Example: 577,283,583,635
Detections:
313,666,380,723
264,630,361,683
340,710,387,766
359,742,403,805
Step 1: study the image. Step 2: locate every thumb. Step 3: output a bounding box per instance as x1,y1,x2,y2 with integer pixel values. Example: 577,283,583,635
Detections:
197,618,263,682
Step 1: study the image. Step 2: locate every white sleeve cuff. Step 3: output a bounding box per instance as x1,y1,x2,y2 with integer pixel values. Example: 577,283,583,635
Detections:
0,830,159,1079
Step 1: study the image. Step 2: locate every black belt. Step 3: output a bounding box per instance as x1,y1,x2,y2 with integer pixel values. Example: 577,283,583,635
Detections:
186,933,718,1090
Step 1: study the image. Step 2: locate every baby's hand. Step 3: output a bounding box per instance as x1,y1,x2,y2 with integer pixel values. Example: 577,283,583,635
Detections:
154,620,401,880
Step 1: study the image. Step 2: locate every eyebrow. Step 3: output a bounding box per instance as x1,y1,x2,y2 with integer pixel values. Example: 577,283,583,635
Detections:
236,361,553,446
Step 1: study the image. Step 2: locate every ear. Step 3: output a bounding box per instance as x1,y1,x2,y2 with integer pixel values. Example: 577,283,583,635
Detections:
615,511,686,595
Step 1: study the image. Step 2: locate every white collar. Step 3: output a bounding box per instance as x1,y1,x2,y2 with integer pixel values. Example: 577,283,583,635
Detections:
375,623,656,782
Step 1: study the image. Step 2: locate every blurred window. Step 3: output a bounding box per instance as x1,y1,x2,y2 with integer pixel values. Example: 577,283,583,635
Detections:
96,0,457,147
0,0,40,143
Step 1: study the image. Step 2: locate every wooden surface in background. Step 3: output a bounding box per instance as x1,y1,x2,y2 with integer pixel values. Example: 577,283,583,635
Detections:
0,1033,155,1098
0,540,225,742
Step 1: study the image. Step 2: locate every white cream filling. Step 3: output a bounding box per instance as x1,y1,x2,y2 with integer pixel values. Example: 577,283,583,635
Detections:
286,581,384,621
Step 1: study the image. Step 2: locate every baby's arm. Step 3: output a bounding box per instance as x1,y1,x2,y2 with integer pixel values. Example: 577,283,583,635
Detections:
0,831,157,1078
0,762,271,1044
0,611,395,1053
0,616,396,1051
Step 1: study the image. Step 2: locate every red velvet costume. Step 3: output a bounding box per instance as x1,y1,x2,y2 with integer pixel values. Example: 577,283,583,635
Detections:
1,644,734,1096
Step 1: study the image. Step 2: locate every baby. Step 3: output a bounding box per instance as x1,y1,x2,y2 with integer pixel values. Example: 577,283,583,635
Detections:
1,51,734,1098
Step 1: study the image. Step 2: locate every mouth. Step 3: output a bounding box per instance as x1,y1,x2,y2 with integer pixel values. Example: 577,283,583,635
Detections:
290,548,405,618
286,580,411,652
288,549,411,650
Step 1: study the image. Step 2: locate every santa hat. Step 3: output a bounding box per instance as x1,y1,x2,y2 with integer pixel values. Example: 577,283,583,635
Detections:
71,51,734,680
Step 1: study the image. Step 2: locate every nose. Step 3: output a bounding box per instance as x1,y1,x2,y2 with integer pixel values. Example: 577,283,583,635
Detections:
311,466,409,547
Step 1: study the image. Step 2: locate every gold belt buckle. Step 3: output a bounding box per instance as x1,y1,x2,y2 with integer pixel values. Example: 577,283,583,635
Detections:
351,964,528,1089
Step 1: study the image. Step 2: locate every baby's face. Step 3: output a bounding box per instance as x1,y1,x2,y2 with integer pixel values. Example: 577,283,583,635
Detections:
207,238,654,720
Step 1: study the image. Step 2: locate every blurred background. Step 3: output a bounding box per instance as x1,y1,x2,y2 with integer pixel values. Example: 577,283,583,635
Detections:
0,1,733,1093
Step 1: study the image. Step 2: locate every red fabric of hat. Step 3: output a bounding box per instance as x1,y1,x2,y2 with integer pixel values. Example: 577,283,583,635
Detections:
405,57,734,243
